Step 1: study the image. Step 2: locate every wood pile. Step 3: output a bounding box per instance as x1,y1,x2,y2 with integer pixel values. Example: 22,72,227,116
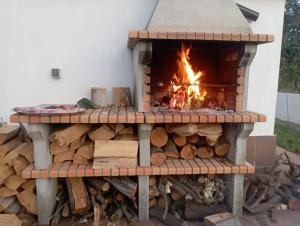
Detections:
244,152,300,215
48,124,138,167
149,175,228,225
150,124,230,166
0,124,37,216
50,177,138,225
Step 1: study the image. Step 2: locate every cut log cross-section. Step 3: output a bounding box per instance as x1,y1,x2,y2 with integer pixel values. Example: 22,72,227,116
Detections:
214,138,230,157
151,127,168,147
180,144,196,160
172,134,186,147
150,147,167,166
0,125,20,145
197,146,214,159
163,140,179,159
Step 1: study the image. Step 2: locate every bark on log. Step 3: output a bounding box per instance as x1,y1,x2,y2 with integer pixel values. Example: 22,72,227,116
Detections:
196,146,214,159
87,178,110,192
163,140,179,159
151,127,168,147
172,134,186,147
103,177,137,200
180,144,196,160
150,147,167,166
13,156,29,175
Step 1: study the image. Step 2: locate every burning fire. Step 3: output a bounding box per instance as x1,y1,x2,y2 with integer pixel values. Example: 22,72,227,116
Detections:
170,44,207,109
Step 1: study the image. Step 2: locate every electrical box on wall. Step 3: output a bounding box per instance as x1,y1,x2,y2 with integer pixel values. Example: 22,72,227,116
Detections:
51,68,61,79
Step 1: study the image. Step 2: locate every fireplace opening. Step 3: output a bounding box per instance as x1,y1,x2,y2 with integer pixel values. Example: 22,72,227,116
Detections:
149,40,244,112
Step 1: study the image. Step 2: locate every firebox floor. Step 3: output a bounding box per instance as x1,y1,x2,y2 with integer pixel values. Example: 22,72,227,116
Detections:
10,107,266,124
21,158,254,179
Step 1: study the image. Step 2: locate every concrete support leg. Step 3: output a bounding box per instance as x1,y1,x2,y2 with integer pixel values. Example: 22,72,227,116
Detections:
223,123,254,216
27,124,57,225
137,124,152,220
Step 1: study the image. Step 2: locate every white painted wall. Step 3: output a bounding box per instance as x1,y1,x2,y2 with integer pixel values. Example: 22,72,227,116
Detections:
276,92,300,124
0,0,285,136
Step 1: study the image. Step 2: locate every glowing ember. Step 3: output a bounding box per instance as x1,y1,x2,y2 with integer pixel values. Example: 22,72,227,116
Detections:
170,44,207,109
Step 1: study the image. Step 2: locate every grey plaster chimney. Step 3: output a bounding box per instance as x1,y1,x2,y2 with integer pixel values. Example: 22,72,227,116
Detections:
147,0,253,34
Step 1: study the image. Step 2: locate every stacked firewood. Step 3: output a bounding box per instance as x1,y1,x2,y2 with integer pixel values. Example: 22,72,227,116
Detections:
244,152,300,215
49,124,138,166
0,124,37,216
150,124,230,166
50,177,138,225
148,175,228,225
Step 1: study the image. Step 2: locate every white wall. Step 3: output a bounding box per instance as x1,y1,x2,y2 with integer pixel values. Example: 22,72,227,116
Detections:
0,0,285,136
276,92,300,124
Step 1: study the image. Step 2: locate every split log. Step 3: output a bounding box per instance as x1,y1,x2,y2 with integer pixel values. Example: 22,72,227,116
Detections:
66,178,90,214
13,156,29,175
18,143,34,163
73,154,89,165
196,146,214,159
3,143,27,166
0,187,18,197
180,144,196,160
62,201,70,217
185,202,228,220
149,198,158,208
53,150,75,163
50,142,70,155
0,165,15,181
94,140,138,158
172,134,186,147
171,124,198,137
91,87,107,108
49,124,91,146
103,177,137,200
214,138,230,157
0,197,20,214
76,141,94,159
0,138,22,157
151,127,168,147
17,190,38,215
118,126,134,135
88,125,115,141
0,214,22,226
21,179,36,191
4,175,24,190
69,136,84,152
150,147,167,166
93,203,100,226
163,140,179,159
87,178,110,192
113,87,132,107
0,124,20,145
187,134,200,144
114,134,138,141
93,157,137,168
197,124,222,146
113,124,125,134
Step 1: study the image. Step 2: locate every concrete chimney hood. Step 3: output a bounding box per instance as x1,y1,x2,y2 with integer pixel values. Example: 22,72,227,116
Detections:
147,0,252,34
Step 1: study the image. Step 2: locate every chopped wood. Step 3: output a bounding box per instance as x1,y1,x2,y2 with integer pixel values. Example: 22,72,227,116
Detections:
5,200,20,214
49,124,91,146
50,142,70,155
0,125,20,145
111,207,123,222
196,146,214,159
53,150,75,163
114,134,138,141
197,124,222,146
171,124,198,137
114,124,125,134
0,214,22,226
0,197,18,212
3,143,24,166
17,190,38,215
94,140,138,158
66,178,90,214
180,144,196,160
150,146,167,166
18,143,34,163
187,134,200,144
149,198,158,208
170,189,184,201
149,176,157,187
69,136,84,152
88,125,115,141
214,138,230,157
149,186,160,199
13,156,29,175
172,134,186,147
93,157,137,169
76,142,94,159
4,175,24,190
103,177,137,200
0,187,18,197
151,127,168,147
113,87,132,107
21,179,36,191
86,178,110,192
163,140,179,159
93,203,100,226
62,201,70,217
0,165,15,180
118,126,134,135
73,154,89,165
0,138,22,158
91,87,107,108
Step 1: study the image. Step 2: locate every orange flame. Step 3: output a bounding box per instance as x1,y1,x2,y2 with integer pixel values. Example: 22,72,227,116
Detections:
170,44,206,109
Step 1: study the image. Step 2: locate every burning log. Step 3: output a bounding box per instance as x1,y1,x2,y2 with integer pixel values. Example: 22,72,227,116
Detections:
180,144,196,160
196,146,214,159
163,140,179,159
151,127,168,147
150,146,167,166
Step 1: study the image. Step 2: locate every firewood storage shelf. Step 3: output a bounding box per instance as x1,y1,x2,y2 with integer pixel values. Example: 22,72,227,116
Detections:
10,109,261,224
22,158,254,179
